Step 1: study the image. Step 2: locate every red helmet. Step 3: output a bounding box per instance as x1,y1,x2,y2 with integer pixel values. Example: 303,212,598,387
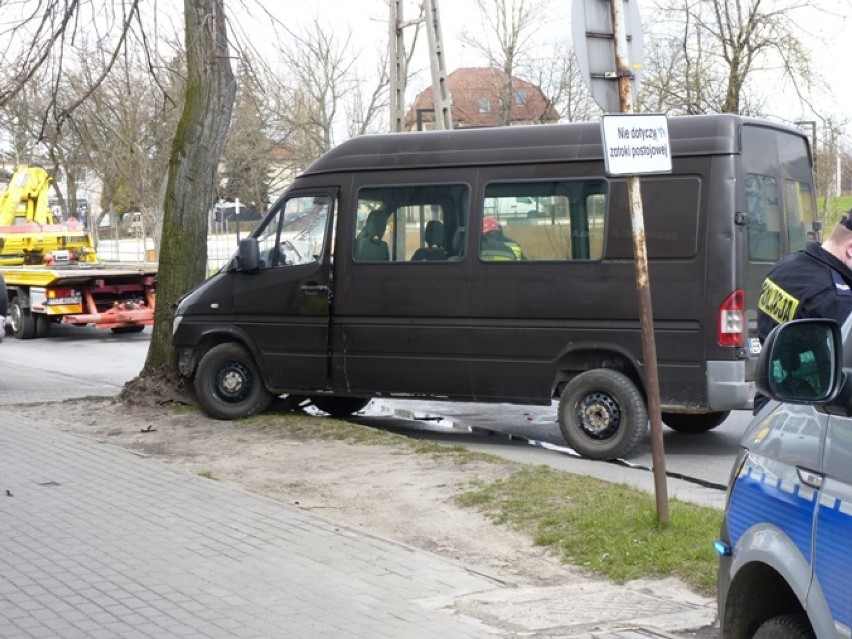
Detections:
482,216,500,234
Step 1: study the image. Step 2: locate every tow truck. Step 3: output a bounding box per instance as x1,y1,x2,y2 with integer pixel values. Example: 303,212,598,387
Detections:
0,166,156,339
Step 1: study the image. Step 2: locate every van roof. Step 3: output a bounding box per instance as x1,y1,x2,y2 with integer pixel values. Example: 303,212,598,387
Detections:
302,114,806,176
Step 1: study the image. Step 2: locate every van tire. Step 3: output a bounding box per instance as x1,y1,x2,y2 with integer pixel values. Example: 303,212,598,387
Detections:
558,369,647,460
310,396,371,417
661,411,730,433
195,343,273,420
753,614,814,639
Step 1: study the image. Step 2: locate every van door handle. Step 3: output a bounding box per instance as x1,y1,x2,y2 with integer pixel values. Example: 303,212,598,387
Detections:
300,283,329,295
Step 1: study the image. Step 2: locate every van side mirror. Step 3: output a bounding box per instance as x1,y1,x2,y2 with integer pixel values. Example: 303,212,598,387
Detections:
756,319,843,406
237,237,260,271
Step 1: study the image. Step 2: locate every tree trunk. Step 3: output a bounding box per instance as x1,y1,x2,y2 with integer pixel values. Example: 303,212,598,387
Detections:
133,0,235,385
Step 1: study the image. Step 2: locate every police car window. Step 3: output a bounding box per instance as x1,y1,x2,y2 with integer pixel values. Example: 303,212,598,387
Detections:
746,175,781,262
480,180,607,262
353,184,469,263
255,195,329,269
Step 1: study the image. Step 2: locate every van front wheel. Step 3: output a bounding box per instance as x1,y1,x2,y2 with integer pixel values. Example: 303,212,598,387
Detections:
195,343,273,420
558,369,648,460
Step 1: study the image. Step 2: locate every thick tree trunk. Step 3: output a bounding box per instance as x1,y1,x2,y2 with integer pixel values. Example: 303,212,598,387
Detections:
133,0,235,385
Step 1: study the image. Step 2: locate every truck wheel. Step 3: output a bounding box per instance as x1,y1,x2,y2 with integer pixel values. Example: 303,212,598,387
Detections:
10,297,36,339
753,614,814,639
661,411,730,434
194,343,273,420
558,369,648,460
309,396,371,417
35,314,51,338
0,276,8,318
111,326,145,334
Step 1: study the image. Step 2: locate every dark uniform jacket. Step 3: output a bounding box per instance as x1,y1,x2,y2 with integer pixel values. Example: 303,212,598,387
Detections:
757,243,852,343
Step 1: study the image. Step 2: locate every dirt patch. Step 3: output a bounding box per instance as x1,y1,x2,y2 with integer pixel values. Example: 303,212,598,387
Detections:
16,397,585,587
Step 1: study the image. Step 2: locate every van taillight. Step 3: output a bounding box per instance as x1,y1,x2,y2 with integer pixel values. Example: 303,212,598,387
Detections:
718,290,745,347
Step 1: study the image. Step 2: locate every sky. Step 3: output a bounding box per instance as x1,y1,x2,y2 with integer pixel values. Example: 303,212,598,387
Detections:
251,0,852,140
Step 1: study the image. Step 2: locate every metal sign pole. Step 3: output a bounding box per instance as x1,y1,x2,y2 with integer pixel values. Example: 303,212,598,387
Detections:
609,0,669,523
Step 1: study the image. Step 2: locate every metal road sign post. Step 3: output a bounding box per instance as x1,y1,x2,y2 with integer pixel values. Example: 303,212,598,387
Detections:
575,0,670,522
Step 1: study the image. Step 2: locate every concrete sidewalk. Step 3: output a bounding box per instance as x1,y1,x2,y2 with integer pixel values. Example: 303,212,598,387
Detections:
0,412,716,639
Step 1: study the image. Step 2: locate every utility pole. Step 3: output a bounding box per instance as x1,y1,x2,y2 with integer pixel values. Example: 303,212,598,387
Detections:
423,0,453,130
389,0,453,133
389,0,409,133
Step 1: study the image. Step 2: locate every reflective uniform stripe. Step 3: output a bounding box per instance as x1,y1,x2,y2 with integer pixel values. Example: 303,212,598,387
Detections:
758,277,800,324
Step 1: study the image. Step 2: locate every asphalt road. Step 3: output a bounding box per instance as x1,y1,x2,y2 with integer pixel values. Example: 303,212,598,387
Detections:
0,325,742,508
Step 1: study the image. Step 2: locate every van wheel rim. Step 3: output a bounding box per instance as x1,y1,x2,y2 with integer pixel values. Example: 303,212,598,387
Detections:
215,362,252,403
577,392,621,440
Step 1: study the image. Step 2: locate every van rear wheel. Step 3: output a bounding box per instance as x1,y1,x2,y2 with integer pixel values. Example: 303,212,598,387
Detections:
558,369,648,460
662,411,730,433
195,343,273,420
310,396,371,417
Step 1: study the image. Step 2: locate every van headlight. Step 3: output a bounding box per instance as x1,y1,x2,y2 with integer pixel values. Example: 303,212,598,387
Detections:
172,314,183,336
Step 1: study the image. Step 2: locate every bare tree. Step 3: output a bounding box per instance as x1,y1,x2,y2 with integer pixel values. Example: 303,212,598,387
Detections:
812,118,849,225
0,1,144,132
262,17,390,175
526,40,600,123
221,65,274,213
646,0,829,115
461,0,549,125
72,46,185,242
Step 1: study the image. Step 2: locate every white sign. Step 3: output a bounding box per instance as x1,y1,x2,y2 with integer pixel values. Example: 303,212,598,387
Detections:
600,114,672,176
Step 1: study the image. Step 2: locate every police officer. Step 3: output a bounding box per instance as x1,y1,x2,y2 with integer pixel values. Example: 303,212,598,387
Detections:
754,213,852,413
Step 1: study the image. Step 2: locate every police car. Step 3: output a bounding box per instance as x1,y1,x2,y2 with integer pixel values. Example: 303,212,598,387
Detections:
716,316,852,639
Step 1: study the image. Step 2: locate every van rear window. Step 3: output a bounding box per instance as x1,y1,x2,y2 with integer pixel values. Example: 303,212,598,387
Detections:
747,175,814,262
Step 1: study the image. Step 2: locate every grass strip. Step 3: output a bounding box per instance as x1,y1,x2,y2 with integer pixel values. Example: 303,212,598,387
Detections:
456,465,722,596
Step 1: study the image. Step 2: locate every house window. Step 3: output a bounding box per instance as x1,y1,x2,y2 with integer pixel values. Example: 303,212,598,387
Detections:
478,99,491,113
515,89,527,105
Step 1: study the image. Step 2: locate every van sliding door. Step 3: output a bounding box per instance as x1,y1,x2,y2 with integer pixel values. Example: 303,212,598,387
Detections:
331,175,473,396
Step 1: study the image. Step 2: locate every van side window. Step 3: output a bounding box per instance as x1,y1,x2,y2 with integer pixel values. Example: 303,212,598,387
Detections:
353,184,469,262
746,175,781,262
256,195,329,269
480,180,606,261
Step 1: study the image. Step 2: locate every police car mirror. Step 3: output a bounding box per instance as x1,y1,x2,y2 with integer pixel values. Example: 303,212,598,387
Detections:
757,319,842,406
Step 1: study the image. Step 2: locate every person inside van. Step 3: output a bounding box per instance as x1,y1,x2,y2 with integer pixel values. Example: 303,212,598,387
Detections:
480,216,524,260
754,211,852,413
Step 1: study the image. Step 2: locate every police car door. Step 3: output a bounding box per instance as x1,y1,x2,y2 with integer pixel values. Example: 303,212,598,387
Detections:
809,415,852,636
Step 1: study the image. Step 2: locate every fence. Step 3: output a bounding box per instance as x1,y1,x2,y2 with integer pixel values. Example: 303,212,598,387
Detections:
96,232,240,272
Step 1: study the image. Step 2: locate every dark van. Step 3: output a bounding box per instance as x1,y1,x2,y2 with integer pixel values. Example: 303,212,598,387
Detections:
171,114,817,460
